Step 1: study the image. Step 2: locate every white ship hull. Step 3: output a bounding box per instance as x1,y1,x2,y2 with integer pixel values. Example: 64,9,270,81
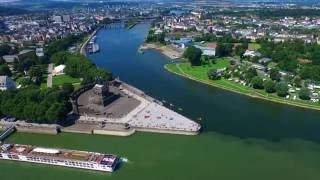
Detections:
0,153,115,172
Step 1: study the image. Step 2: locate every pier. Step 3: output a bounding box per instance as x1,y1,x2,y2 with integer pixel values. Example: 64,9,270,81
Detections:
0,125,15,142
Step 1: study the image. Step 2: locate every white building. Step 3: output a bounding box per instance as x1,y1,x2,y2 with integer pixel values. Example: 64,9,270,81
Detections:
0,76,16,91
52,65,66,76
243,50,261,58
52,16,62,23
36,48,44,57
62,15,71,22
194,45,216,56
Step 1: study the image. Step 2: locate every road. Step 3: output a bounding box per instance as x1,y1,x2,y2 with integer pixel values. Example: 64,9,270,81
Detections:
47,63,53,88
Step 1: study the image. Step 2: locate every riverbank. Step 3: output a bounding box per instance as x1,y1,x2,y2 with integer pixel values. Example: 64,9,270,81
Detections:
80,28,100,56
140,43,183,59
164,63,320,111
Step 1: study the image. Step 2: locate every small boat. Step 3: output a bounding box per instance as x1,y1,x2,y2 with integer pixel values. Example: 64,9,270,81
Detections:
178,108,183,111
170,103,174,107
138,48,144,54
162,100,166,103
198,117,202,121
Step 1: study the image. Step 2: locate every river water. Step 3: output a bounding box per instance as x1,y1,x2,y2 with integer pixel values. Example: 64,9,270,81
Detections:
2,23,320,180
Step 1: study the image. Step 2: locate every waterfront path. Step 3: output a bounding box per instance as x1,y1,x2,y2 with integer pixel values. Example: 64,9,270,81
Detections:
47,63,53,88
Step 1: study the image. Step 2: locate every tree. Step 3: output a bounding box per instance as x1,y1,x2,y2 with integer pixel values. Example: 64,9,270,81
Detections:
45,103,66,123
207,69,221,80
251,76,264,89
299,88,311,100
0,87,70,124
28,66,43,85
275,81,289,97
65,55,94,77
264,80,276,93
0,44,11,56
269,68,281,81
50,51,70,65
0,64,12,76
293,76,302,87
183,46,202,66
244,68,257,82
61,83,74,94
216,43,233,57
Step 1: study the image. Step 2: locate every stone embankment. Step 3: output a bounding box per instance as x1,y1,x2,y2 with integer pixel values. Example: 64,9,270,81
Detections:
0,120,58,135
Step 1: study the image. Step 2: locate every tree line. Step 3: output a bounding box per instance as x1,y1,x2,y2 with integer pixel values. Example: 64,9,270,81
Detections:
0,87,71,124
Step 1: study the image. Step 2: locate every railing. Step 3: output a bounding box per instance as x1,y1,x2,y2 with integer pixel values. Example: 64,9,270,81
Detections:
0,125,15,142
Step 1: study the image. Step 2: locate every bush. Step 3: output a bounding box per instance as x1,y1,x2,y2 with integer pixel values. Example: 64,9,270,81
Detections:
299,87,311,100
207,69,221,80
264,80,276,93
251,76,264,89
275,81,289,97
183,46,202,66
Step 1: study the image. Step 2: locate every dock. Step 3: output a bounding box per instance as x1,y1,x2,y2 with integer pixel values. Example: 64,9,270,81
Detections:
0,125,15,142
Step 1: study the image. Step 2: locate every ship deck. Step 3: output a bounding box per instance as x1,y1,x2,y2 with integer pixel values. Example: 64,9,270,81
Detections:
0,144,117,166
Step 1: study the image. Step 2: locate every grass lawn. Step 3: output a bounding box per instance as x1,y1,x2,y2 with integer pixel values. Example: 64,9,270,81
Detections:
165,58,320,111
178,57,230,80
248,43,261,50
53,74,81,86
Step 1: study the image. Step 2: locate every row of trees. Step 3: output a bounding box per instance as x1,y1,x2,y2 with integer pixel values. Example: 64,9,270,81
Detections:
50,52,113,85
146,30,165,44
0,87,71,124
45,35,83,57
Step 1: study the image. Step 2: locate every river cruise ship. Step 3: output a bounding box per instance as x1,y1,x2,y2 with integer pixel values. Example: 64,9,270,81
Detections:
0,143,119,172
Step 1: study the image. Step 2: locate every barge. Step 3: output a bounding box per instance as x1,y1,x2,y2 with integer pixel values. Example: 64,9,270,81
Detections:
0,143,119,172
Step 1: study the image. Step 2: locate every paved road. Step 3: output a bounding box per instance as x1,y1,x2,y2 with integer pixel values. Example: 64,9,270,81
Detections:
47,63,53,88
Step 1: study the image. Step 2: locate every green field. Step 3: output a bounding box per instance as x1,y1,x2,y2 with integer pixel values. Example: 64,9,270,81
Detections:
165,58,320,111
53,75,81,86
248,43,261,50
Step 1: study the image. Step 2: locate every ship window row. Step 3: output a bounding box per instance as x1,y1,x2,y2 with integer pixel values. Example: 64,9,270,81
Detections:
65,161,95,168
7,154,19,159
26,157,58,164
25,156,96,169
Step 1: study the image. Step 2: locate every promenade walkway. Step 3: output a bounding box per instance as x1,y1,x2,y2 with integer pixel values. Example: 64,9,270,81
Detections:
47,63,53,88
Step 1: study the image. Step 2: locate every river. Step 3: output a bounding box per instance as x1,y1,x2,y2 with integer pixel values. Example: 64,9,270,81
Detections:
2,23,320,180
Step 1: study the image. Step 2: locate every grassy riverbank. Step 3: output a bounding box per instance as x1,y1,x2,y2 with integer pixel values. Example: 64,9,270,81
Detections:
164,59,320,111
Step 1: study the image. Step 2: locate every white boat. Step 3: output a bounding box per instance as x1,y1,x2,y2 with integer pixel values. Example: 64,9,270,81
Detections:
0,143,120,172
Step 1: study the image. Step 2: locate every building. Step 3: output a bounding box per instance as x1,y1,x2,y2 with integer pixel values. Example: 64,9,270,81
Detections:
62,15,71,22
36,48,44,57
52,16,62,23
52,64,66,76
2,55,18,63
18,49,35,60
0,76,16,91
194,45,216,56
243,50,261,58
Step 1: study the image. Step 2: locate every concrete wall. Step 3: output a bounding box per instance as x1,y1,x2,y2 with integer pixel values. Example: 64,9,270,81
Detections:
93,129,135,137
133,127,199,136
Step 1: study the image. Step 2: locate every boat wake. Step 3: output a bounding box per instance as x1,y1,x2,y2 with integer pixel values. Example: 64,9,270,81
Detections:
121,157,129,163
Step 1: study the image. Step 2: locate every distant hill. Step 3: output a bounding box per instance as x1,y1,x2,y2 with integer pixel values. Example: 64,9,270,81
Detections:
0,6,30,15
